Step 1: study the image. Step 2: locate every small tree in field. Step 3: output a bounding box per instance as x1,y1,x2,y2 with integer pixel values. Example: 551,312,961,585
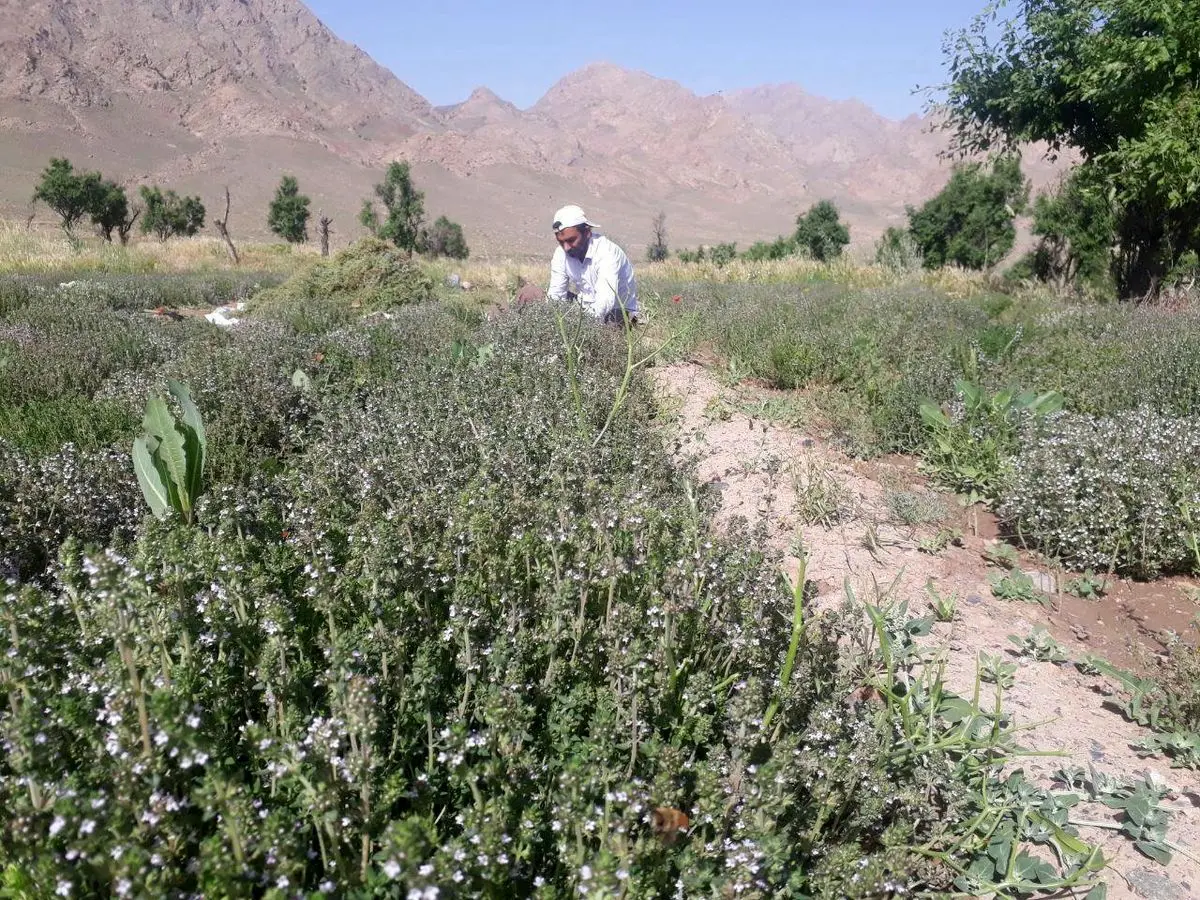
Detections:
794,200,850,261
267,175,311,243
646,211,669,262
359,161,425,254
140,186,206,240
907,156,1028,270
420,216,469,260
939,0,1200,297
33,158,101,235
91,180,132,243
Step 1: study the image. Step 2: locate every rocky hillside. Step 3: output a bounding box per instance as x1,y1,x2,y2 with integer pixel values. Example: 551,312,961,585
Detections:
0,0,1063,255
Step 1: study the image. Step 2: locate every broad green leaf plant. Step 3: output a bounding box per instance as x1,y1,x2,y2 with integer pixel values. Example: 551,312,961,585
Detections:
131,379,206,525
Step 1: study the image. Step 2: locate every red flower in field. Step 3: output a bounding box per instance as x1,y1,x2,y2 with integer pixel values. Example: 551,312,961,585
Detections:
671,294,682,303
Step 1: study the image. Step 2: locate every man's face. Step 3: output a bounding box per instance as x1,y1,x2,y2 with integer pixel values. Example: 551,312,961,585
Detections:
556,225,591,261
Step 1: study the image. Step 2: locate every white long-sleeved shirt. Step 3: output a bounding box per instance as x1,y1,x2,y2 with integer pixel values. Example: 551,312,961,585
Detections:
547,234,639,322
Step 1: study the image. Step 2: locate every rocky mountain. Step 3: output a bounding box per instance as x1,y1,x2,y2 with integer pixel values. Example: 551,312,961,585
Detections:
0,0,1064,257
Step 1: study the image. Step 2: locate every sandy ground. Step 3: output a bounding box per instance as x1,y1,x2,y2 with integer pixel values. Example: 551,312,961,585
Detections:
653,361,1200,900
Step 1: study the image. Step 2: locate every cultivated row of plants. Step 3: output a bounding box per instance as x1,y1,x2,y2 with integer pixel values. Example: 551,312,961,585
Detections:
0,255,1124,896
650,280,1200,577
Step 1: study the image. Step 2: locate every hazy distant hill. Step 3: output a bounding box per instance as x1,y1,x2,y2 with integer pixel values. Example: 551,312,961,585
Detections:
0,0,1064,256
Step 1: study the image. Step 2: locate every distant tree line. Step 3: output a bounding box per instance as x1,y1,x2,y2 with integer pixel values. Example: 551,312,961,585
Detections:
31,158,471,261
658,200,852,267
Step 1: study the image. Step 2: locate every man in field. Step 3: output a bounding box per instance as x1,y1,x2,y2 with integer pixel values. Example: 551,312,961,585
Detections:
519,204,639,325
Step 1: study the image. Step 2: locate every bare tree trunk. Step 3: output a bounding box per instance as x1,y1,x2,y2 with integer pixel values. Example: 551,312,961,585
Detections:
213,187,240,265
318,212,333,257
118,208,141,246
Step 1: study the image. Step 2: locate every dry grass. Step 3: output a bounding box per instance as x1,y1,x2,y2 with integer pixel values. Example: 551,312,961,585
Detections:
641,255,993,297
0,221,996,303
0,224,319,275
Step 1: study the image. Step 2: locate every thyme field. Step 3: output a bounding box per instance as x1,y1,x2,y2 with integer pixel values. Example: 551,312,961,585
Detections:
1,241,1198,898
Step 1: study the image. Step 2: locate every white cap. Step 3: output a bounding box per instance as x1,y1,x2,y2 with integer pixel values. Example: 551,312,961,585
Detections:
552,204,595,232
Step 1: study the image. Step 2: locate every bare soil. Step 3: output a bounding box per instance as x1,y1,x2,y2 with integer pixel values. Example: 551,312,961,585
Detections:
653,361,1200,900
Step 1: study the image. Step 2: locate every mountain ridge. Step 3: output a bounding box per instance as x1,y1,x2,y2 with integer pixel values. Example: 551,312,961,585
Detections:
0,0,1062,256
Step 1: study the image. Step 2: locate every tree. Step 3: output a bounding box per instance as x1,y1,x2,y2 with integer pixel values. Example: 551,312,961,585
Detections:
709,242,738,268
420,215,469,260
793,200,850,262
743,236,797,261
938,0,1200,297
212,187,240,264
906,156,1028,270
33,158,102,235
140,186,205,240
317,211,333,257
267,175,311,243
646,212,669,262
359,161,425,254
117,205,141,246
1025,169,1116,290
90,180,132,243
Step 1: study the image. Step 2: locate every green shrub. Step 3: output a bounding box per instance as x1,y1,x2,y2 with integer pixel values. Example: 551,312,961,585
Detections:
919,380,1063,503
1000,408,1200,578
0,441,141,582
709,241,737,267
0,306,1108,898
0,397,137,456
252,237,434,312
140,186,205,240
794,200,851,262
907,156,1029,270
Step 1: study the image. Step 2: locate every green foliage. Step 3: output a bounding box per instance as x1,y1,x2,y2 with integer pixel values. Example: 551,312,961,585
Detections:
940,0,1200,297
907,156,1029,270
32,158,102,235
360,160,425,253
918,379,1063,503
926,581,959,622
646,211,669,262
251,237,434,313
1008,626,1069,662
886,489,948,527
1001,409,1200,578
89,179,134,244
743,236,797,261
875,227,923,272
791,456,855,526
1024,170,1116,291
0,270,1131,896
0,397,137,456
990,571,1050,607
1058,767,1182,865
1084,648,1200,768
131,380,207,525
139,186,205,240
676,246,706,263
979,652,1017,688
266,174,311,244
420,215,470,260
982,541,1020,570
1064,571,1107,599
794,200,850,262
709,241,738,267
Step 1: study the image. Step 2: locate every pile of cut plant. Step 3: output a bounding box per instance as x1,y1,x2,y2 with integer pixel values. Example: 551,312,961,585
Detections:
0,261,1114,897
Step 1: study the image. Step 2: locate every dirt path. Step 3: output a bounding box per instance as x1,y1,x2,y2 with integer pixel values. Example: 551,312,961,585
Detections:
653,362,1200,900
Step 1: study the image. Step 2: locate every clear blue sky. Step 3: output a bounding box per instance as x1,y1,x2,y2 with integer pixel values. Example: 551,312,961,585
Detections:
302,0,983,120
